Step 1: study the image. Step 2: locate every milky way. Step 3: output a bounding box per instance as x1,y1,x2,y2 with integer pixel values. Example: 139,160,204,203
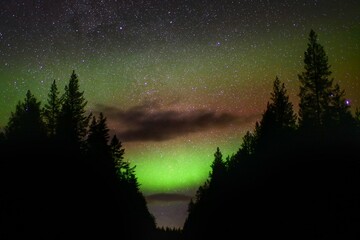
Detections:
1,0,359,228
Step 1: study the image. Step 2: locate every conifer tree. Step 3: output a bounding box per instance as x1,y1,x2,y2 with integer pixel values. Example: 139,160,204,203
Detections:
110,134,125,176
5,90,46,142
110,134,140,189
43,80,61,137
258,77,296,141
265,77,296,129
87,113,110,149
237,130,257,157
87,113,111,157
298,30,333,128
86,113,116,181
209,147,226,186
57,70,90,147
325,83,352,126
298,30,352,129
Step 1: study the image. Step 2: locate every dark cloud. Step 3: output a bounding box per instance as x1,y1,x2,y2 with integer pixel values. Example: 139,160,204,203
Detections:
146,193,192,203
96,102,258,142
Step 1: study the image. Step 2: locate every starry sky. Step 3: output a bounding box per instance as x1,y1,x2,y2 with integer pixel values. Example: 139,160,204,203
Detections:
1,0,360,229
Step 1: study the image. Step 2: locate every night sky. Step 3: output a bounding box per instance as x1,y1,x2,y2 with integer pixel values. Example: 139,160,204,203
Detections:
1,0,359,229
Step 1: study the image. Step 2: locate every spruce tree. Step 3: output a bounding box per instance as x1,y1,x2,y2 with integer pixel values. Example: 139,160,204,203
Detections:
57,70,90,147
298,29,333,128
209,147,226,187
5,90,46,142
299,30,353,130
258,76,296,141
325,83,352,127
110,134,125,177
110,134,139,189
86,113,117,182
43,80,61,137
87,113,110,149
237,130,257,157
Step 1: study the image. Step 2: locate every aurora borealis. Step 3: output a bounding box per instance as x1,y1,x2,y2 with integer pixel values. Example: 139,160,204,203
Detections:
1,0,360,228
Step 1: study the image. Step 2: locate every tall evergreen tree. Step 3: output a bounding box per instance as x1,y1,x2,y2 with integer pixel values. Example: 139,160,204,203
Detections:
237,130,257,157
264,77,296,129
257,77,296,143
110,134,126,177
209,147,226,187
108,135,156,239
43,80,61,137
298,29,333,128
110,134,139,188
325,83,352,127
5,90,46,142
57,70,90,147
87,113,110,150
87,113,112,168
298,30,353,131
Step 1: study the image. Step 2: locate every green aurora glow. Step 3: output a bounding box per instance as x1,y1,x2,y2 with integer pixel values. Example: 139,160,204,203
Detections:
1,27,359,196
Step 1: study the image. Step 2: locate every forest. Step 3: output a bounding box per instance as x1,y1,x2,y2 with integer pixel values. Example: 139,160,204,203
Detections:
1,30,359,239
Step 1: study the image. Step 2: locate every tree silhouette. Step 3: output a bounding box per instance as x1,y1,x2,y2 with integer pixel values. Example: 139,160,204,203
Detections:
43,80,61,137
298,29,333,128
260,77,296,134
86,112,115,181
109,134,130,180
325,83,353,128
1,90,53,239
110,134,125,175
88,113,110,146
5,90,46,142
183,147,230,240
237,130,257,157
57,70,91,147
209,147,226,188
0,71,161,240
183,31,360,240
254,77,297,154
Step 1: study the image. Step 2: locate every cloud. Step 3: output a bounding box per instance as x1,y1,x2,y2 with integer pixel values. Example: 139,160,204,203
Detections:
146,193,192,203
96,101,257,142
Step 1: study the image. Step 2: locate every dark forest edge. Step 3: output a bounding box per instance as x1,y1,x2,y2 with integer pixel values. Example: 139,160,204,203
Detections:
183,30,360,239
0,29,359,239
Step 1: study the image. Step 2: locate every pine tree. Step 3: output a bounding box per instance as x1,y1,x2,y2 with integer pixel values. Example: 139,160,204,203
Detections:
209,147,226,186
110,134,132,183
298,30,333,128
298,30,354,130
109,134,140,189
237,130,257,157
43,80,61,137
86,113,117,182
258,77,296,141
57,70,90,147
87,113,111,160
266,77,296,129
87,113,110,149
325,83,352,127
110,135,125,174
3,90,48,197
5,90,46,142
